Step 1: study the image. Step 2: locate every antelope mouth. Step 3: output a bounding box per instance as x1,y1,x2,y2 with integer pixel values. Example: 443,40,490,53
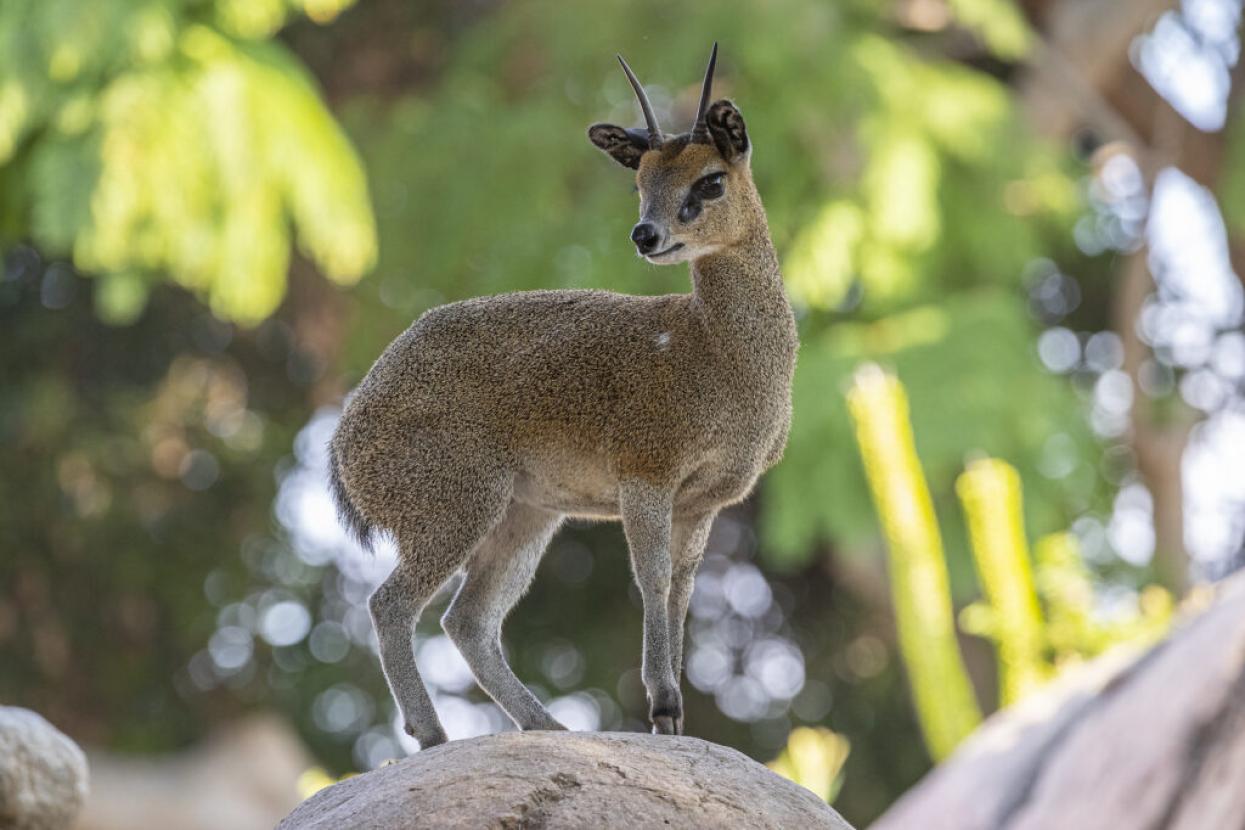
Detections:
645,243,685,261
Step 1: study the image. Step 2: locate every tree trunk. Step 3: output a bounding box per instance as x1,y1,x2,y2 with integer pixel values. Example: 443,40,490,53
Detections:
1017,0,1222,593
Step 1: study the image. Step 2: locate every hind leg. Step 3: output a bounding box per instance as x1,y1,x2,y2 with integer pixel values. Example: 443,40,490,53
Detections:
369,564,456,748
368,463,511,749
442,501,565,731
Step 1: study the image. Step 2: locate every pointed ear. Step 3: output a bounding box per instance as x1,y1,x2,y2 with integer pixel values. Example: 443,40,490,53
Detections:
588,124,650,170
706,99,750,163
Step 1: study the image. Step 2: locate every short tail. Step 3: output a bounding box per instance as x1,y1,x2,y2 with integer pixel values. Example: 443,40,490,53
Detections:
328,441,375,553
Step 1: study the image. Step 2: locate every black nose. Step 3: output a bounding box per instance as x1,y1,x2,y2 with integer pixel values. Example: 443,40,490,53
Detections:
631,222,659,254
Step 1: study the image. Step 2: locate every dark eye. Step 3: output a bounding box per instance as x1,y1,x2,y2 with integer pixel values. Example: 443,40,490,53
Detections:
694,173,725,200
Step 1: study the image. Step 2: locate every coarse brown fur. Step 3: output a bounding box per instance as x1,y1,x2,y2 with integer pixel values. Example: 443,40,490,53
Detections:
330,50,797,748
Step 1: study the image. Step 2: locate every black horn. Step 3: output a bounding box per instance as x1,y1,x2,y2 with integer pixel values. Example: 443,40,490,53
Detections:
617,54,662,148
689,42,718,143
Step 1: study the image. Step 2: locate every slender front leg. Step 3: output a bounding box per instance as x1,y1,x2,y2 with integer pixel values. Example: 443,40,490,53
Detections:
619,480,680,735
668,512,715,703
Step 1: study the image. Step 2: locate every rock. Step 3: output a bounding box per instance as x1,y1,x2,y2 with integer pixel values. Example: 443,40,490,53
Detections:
278,731,854,829
0,707,89,830
873,570,1245,830
78,714,313,830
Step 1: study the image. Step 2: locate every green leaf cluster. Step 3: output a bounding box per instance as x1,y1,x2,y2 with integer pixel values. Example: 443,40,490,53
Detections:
326,0,1097,578
765,292,1103,572
0,0,375,324
845,370,1171,760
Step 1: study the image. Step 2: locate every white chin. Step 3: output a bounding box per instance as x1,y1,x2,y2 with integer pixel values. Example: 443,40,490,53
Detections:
644,244,691,264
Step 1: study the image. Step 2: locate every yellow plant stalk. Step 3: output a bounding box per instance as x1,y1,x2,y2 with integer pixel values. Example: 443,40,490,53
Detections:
956,459,1049,704
847,364,982,759
768,727,851,803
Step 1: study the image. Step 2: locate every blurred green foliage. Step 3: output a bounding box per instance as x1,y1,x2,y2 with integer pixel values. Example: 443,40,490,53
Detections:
946,0,1033,59
330,0,1102,585
0,269,310,750
846,366,982,759
329,0,1079,336
846,368,1173,758
0,0,375,324
1031,532,1173,664
766,291,1103,575
963,504,1175,688
1219,106,1245,239
0,0,1165,825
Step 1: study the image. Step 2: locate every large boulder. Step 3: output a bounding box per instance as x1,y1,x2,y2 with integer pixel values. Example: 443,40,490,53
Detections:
874,571,1245,830
0,707,88,830
278,731,854,829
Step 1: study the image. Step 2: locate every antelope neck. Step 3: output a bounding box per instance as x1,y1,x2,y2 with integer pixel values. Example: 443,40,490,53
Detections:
689,223,786,330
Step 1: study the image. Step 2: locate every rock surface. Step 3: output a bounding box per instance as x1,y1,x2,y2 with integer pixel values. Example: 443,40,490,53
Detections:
0,707,89,830
278,731,854,829
873,570,1245,830
78,714,312,830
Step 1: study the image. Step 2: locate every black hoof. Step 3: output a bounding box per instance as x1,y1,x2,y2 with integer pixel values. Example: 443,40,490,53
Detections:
405,723,448,749
650,705,684,736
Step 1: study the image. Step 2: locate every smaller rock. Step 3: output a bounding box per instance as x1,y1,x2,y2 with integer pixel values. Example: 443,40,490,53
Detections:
0,707,89,830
